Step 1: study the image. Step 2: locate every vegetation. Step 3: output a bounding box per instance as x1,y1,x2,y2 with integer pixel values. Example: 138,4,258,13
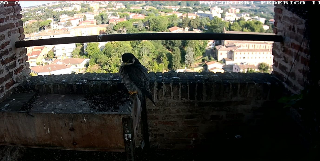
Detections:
258,62,269,73
23,1,275,73
46,49,55,59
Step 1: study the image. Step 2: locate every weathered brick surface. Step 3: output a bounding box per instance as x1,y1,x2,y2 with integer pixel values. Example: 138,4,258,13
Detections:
0,2,30,102
17,73,285,150
272,4,310,94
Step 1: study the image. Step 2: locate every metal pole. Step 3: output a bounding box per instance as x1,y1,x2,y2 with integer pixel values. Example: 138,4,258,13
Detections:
15,33,283,48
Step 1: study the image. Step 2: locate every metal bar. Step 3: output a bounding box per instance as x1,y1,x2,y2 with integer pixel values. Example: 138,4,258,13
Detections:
15,33,283,48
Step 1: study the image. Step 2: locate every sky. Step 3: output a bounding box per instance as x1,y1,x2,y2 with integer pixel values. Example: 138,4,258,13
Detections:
19,1,55,8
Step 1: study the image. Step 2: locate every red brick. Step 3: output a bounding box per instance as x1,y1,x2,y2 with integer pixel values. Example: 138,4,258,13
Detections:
274,8,283,14
19,34,25,40
0,8,13,15
10,29,19,35
14,65,24,75
289,72,296,80
18,27,24,33
284,48,293,57
5,79,15,90
7,61,17,71
0,86,4,94
4,1,17,7
274,60,279,67
0,72,13,85
17,14,22,19
0,23,14,33
0,41,10,49
282,16,290,22
14,5,22,12
1,55,15,65
292,17,304,25
15,20,23,27
298,68,309,77
297,28,305,35
0,34,5,41
272,49,281,58
291,42,300,51
278,63,288,74
10,14,17,20
0,49,9,57
273,28,277,34
303,48,310,55
300,56,309,66
297,78,305,87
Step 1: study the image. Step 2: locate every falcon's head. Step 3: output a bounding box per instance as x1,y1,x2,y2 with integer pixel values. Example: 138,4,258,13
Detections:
121,53,140,65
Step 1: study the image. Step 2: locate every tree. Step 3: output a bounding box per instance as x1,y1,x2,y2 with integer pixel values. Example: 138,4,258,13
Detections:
163,40,182,51
230,22,241,31
172,47,181,70
85,42,101,58
185,47,194,67
83,15,87,21
167,14,180,28
46,49,54,59
258,62,269,73
148,16,168,32
119,13,129,18
246,68,256,73
106,23,116,34
189,17,200,29
64,20,72,27
206,17,226,33
136,20,144,31
221,12,226,18
180,17,190,29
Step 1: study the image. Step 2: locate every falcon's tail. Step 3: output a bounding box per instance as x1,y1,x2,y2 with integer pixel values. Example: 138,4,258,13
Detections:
142,89,156,106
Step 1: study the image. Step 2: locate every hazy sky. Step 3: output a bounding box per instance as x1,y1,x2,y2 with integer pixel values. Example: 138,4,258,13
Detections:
19,1,55,8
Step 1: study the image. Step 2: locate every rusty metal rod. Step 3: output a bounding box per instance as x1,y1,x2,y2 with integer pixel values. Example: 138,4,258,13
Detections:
15,33,283,48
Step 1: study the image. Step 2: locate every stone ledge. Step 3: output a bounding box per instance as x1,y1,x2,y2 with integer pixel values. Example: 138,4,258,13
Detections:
15,72,285,102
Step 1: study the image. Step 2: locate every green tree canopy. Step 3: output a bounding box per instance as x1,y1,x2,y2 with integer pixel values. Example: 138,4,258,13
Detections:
258,62,269,73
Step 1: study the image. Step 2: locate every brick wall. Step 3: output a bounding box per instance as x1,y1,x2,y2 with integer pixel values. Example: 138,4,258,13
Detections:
272,3,311,94
0,1,29,102
15,73,285,150
146,72,284,149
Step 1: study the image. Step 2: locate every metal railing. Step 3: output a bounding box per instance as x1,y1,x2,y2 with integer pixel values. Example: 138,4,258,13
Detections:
15,33,283,48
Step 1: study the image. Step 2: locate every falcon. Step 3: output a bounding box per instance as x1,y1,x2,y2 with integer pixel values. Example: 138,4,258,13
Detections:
119,53,156,106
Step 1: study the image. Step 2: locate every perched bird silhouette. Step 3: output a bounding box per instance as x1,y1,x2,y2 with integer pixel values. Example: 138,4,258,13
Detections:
119,53,156,106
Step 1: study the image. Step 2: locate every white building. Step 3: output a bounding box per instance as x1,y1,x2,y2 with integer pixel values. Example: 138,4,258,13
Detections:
54,44,76,58
224,12,240,21
210,6,223,15
196,10,221,20
252,16,266,24
233,64,259,73
263,25,270,30
73,5,81,11
84,13,95,20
